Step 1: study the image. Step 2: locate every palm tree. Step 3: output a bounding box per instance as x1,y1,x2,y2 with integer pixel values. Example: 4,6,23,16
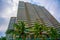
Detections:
38,23,48,40
6,29,16,40
34,22,40,37
0,37,6,40
33,22,46,40
49,27,58,40
6,20,59,40
33,22,50,40
6,20,26,40
13,20,26,40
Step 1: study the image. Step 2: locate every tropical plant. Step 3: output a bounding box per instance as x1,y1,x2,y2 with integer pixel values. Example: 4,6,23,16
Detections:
6,20,59,40
13,20,26,40
49,27,58,40
33,22,47,39
0,37,6,40
6,29,16,40
6,20,26,40
6,29,15,34
33,22,40,37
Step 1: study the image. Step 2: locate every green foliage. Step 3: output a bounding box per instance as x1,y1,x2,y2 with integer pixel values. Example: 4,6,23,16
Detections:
0,37,6,40
6,29,15,34
6,20,59,39
49,27,59,39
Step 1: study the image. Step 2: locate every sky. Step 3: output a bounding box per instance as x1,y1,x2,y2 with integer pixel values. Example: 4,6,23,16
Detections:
0,0,60,37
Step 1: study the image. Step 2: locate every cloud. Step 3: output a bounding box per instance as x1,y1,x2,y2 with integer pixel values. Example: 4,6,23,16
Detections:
0,31,5,37
19,0,30,2
0,0,13,13
0,0,19,37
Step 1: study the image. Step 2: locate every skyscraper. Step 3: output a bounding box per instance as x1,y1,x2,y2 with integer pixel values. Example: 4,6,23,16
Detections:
6,17,17,40
17,1,59,27
6,1,60,40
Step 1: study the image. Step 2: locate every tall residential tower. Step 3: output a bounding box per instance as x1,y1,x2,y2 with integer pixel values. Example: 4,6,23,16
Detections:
17,1,59,27
6,1,60,40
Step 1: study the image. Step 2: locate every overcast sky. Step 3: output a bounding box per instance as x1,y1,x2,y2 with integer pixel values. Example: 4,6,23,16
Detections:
0,0,60,37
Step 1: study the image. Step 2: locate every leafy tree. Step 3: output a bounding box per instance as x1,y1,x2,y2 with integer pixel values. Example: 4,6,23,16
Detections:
13,20,26,40
49,27,58,40
6,29,16,40
6,20,59,40
0,37,6,40
6,20,26,40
